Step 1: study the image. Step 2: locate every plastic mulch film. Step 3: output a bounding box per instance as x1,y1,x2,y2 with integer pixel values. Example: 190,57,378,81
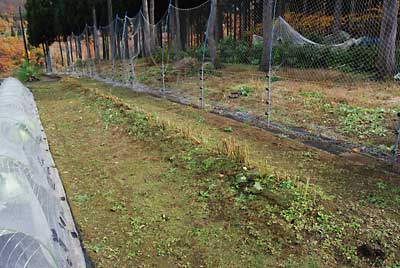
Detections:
0,78,87,268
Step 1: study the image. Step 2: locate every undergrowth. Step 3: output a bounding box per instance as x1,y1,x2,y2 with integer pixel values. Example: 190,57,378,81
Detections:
297,90,394,142
335,104,389,139
16,60,40,82
69,82,400,267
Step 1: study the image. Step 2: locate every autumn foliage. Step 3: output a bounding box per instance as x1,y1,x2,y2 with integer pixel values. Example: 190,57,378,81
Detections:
283,6,387,38
0,17,42,76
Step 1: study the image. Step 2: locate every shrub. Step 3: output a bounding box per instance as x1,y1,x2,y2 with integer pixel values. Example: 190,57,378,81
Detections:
153,46,190,64
217,37,263,65
154,47,164,63
173,57,198,72
75,59,83,68
249,42,263,65
16,60,40,82
272,42,380,74
168,48,190,62
218,37,241,64
187,46,208,61
203,62,216,75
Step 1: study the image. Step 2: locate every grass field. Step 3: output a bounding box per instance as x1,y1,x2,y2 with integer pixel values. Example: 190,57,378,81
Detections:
29,76,400,268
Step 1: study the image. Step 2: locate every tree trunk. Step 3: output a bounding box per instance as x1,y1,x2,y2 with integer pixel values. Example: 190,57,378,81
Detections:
142,0,152,56
229,5,233,37
233,1,237,41
169,5,176,47
116,27,121,59
259,0,274,72
226,6,230,37
180,14,188,50
238,1,242,39
241,0,249,41
277,0,286,17
175,0,182,50
209,0,221,68
322,0,327,15
42,43,48,72
93,6,100,60
76,36,82,59
216,0,224,41
45,41,53,73
349,0,356,34
85,25,91,59
149,0,155,25
159,23,163,47
69,34,74,63
377,0,399,78
19,6,29,62
107,0,115,60
65,35,71,66
303,0,307,14
125,28,130,59
141,25,146,57
101,30,107,60
333,0,343,40
58,37,64,67
74,36,79,59
149,0,155,49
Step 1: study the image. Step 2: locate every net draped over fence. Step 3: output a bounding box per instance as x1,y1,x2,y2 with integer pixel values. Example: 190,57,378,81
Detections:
49,0,400,162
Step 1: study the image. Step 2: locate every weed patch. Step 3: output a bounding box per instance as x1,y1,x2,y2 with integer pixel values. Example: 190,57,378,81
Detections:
335,104,388,139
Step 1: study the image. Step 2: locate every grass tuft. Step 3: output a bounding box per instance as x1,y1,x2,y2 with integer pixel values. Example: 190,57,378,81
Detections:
218,138,249,165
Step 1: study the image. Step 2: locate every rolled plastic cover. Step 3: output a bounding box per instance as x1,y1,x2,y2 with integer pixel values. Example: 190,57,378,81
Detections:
0,78,87,268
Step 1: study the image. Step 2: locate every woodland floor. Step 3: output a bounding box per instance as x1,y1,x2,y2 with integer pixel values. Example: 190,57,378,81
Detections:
29,76,400,268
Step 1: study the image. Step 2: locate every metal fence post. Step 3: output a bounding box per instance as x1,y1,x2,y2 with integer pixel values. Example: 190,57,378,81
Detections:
266,0,278,128
393,112,400,165
162,1,172,95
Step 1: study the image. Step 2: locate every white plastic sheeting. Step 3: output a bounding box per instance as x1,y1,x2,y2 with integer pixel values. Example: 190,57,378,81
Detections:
253,16,365,50
0,78,86,268
274,16,365,49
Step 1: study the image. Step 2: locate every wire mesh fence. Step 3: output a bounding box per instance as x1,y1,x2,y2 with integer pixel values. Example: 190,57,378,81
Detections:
49,0,400,163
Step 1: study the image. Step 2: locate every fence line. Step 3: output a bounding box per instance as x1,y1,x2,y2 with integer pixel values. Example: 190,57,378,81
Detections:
49,0,400,165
